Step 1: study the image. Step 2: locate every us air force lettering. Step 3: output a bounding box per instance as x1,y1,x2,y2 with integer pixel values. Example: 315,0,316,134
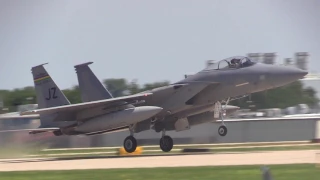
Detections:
7,56,307,153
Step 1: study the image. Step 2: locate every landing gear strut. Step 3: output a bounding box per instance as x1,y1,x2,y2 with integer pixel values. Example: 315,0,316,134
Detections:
217,98,230,137
159,130,173,152
123,125,137,153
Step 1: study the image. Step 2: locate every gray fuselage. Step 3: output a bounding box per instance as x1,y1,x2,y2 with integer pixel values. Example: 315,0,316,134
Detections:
138,62,306,120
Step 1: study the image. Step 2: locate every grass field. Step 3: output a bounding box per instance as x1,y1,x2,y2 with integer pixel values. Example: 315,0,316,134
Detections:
0,164,318,180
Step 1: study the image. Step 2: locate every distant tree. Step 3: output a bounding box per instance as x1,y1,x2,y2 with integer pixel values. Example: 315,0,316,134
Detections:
139,81,170,92
1,86,36,111
62,85,81,104
103,78,129,97
127,79,140,95
231,81,319,109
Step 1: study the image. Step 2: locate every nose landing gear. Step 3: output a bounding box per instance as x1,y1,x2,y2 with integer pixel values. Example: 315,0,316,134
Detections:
218,125,228,136
216,98,230,137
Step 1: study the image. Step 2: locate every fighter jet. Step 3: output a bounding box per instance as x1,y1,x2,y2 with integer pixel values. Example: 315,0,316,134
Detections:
8,62,236,147
19,56,307,153
73,61,240,144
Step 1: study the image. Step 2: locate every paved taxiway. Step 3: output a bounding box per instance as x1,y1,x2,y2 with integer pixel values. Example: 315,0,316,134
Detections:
0,150,318,172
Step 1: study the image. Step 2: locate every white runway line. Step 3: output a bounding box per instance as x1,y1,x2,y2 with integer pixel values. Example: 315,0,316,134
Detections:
0,150,317,172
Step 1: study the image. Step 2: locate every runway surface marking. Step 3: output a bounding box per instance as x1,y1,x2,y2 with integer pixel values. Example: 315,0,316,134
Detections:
0,150,318,172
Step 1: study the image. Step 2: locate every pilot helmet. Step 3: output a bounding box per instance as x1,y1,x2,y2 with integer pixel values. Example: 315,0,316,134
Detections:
231,58,240,64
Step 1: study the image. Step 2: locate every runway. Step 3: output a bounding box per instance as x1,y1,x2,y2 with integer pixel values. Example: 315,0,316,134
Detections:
0,150,318,172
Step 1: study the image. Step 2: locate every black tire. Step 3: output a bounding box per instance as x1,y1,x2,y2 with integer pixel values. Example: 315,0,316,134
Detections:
160,135,173,152
123,136,137,153
218,125,228,136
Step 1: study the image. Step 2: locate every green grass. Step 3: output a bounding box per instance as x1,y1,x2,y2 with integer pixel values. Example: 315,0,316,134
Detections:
0,164,318,180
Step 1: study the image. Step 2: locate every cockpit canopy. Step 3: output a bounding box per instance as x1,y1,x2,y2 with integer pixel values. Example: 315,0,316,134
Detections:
204,56,256,71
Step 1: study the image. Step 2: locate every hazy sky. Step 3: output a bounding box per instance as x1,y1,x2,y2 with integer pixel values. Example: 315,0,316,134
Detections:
0,0,319,90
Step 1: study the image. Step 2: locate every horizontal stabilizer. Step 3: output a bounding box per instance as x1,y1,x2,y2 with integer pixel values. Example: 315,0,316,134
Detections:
0,127,59,134
0,114,39,120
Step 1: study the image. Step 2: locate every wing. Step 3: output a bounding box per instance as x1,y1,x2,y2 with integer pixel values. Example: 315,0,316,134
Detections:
21,93,153,115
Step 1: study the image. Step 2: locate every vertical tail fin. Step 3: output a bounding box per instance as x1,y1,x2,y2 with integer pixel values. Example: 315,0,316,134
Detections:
32,63,71,128
32,63,71,108
74,62,113,102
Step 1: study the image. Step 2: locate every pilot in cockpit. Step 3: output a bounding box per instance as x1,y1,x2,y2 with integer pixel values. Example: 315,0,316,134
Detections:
229,58,241,68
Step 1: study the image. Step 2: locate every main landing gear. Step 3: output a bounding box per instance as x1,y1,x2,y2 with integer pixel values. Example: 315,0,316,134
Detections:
123,124,174,153
123,125,137,153
216,98,230,137
159,130,173,152
153,119,173,152
123,135,137,153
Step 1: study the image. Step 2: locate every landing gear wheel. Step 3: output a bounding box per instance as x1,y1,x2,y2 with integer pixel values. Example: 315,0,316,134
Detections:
218,125,227,136
160,135,173,152
123,136,137,153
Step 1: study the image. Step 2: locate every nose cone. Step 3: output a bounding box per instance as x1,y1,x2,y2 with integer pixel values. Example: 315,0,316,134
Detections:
268,65,308,88
286,67,308,78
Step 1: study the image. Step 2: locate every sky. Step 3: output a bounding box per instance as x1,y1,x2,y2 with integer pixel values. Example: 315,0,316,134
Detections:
0,0,319,90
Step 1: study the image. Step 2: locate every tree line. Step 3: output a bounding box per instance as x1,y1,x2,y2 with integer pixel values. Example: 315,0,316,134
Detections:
0,79,318,112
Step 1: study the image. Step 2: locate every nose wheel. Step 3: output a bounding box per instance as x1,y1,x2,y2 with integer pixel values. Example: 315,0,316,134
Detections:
218,111,228,137
218,125,227,136
216,98,230,137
